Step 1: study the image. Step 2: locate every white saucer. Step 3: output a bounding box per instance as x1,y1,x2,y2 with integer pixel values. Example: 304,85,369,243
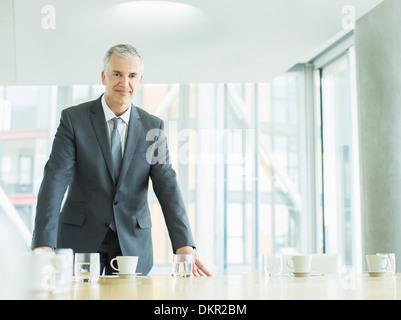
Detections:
292,271,310,277
367,271,386,277
112,272,142,279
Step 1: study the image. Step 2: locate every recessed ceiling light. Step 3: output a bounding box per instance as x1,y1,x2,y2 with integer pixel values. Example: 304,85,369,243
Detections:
112,1,204,22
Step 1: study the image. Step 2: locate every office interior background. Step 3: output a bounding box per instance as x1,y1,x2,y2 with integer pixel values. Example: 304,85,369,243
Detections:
0,0,399,274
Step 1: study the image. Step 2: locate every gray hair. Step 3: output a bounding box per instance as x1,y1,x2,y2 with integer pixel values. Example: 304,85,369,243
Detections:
103,44,144,74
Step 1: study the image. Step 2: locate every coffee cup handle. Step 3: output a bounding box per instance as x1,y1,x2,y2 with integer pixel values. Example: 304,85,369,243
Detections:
110,258,119,272
286,258,294,270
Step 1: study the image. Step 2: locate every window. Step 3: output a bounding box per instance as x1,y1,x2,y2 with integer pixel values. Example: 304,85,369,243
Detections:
132,75,310,273
319,47,362,270
0,86,56,237
1,48,360,272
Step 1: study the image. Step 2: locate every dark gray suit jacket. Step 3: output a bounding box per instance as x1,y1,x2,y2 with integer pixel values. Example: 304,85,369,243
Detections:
31,95,195,275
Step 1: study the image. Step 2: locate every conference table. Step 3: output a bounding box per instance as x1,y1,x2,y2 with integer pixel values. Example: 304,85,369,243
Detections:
47,272,401,300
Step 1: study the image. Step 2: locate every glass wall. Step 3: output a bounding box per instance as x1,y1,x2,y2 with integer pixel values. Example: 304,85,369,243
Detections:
0,47,361,273
320,47,362,270
0,70,311,273
0,86,57,239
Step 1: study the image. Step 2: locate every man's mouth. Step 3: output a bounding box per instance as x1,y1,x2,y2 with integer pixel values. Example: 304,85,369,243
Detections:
116,89,131,95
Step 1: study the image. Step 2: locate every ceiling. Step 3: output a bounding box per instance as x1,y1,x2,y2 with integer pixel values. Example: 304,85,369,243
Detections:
8,0,384,85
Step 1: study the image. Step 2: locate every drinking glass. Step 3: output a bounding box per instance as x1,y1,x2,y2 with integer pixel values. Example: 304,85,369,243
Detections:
74,253,100,282
53,248,74,293
377,253,396,275
263,255,282,276
172,254,193,278
29,250,56,295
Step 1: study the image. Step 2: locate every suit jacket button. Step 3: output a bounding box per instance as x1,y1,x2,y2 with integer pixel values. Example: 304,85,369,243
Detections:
104,223,110,228
113,201,118,205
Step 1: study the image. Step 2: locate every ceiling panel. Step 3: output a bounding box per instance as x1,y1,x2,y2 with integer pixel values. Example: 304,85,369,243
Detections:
12,0,384,85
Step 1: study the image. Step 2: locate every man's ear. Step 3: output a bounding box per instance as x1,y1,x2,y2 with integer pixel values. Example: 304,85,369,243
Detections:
101,70,106,85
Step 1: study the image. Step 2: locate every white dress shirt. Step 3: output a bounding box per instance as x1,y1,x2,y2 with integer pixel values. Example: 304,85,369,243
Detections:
101,94,130,157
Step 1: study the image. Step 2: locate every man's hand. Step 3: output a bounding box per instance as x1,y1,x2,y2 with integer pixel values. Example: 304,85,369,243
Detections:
176,246,212,277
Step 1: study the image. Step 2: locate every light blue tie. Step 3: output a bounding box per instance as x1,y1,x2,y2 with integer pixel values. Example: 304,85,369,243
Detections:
110,117,122,231
111,117,122,183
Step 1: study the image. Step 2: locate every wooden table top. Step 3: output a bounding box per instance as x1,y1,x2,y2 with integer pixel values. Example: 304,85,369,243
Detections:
46,273,401,300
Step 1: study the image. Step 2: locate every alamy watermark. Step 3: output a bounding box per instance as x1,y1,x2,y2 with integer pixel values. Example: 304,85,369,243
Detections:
146,121,256,169
41,5,56,30
342,5,356,30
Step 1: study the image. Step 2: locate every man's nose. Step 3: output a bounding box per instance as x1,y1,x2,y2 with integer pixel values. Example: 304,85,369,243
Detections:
120,76,129,86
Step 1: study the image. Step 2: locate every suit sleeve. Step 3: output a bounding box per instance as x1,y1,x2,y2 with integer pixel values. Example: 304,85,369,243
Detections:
31,110,76,249
149,120,196,252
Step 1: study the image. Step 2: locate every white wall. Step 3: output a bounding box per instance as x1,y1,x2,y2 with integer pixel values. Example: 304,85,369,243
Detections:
356,0,401,271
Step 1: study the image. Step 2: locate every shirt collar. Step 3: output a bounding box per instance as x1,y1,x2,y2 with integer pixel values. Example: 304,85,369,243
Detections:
101,94,131,125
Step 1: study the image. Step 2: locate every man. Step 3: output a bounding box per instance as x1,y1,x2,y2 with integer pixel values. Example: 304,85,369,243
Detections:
31,44,210,277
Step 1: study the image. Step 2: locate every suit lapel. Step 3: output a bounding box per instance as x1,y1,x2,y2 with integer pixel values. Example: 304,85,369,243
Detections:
116,105,142,191
90,98,115,184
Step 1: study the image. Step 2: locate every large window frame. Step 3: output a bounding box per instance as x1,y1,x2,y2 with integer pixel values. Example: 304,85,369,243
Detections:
312,33,362,272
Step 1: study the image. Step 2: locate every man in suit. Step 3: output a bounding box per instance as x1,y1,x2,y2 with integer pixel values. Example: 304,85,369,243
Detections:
31,44,210,277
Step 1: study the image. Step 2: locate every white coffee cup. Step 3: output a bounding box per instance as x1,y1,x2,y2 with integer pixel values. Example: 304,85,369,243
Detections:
110,256,138,274
286,255,312,272
366,255,388,272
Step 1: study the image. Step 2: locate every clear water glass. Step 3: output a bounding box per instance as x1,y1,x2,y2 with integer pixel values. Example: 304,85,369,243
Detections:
173,254,193,278
263,254,282,276
53,248,74,293
74,253,100,282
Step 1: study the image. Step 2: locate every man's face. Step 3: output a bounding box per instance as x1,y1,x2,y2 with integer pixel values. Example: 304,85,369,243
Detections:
102,53,143,112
